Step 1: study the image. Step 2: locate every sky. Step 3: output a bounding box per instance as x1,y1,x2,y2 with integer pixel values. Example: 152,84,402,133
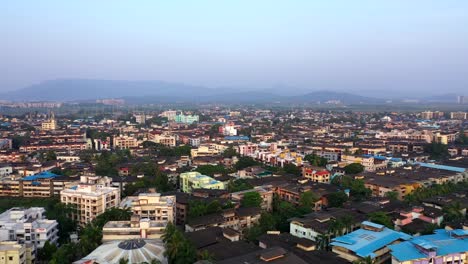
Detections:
2,0,468,96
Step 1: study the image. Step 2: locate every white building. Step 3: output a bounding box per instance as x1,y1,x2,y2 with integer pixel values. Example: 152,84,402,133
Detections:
0,164,13,177
0,207,59,249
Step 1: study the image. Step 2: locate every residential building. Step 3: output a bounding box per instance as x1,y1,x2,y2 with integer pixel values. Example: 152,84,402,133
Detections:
102,215,166,241
179,172,225,193
330,221,411,263
302,167,331,183
60,184,121,225
0,241,26,264
41,113,57,131
191,144,227,158
174,113,199,124
113,135,138,149
0,207,59,251
185,207,261,233
450,111,467,120
120,193,176,223
389,229,468,264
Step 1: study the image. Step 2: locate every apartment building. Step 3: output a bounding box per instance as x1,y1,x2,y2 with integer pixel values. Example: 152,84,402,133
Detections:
120,193,176,223
450,111,467,120
41,114,57,131
113,135,138,149
0,241,26,264
0,207,59,251
60,184,121,225
179,172,225,193
191,144,228,158
102,215,166,242
302,167,331,183
174,114,199,124
147,132,176,147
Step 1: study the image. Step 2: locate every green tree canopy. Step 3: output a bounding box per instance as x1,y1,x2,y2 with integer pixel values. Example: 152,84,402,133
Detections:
241,192,262,208
344,163,365,174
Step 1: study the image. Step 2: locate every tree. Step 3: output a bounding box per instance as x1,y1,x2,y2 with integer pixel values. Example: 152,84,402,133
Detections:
344,163,364,174
384,191,399,201
195,165,228,176
241,192,262,208
283,163,301,176
222,146,237,158
163,223,197,264
327,192,348,208
340,176,371,201
304,154,327,167
227,179,253,192
299,191,319,208
235,157,259,170
443,202,464,222
353,256,377,264
37,241,57,262
368,212,393,229
424,142,449,160
315,233,330,250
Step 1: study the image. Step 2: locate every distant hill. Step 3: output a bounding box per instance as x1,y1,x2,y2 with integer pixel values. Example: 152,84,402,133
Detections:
1,79,385,104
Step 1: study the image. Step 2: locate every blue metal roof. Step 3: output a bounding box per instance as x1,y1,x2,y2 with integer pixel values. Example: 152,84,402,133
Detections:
330,222,411,258
389,229,468,262
415,162,466,172
224,136,249,141
22,171,59,181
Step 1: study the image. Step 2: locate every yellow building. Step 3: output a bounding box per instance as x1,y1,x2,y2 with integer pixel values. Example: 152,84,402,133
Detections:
41,112,57,131
0,241,26,264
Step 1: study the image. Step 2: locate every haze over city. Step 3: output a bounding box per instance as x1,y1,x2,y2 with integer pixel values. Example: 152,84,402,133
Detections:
2,0,468,98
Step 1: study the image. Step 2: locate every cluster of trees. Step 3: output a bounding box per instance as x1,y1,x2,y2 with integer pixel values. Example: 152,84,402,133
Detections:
123,172,173,196
245,192,319,241
334,176,371,201
94,150,132,176
241,192,262,208
424,142,449,160
343,163,365,174
227,179,254,192
367,211,393,229
455,128,467,145
404,181,468,203
222,146,237,158
187,200,233,220
49,208,132,264
235,156,260,170
283,163,302,176
142,141,191,157
315,215,356,251
195,164,229,176
162,223,198,264
304,154,328,167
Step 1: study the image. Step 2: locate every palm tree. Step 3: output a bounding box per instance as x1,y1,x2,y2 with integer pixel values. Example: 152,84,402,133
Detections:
162,222,176,244
315,233,330,251
352,256,376,264
340,215,355,234
443,202,464,222
165,231,186,262
119,258,129,264
140,259,162,264
198,250,214,261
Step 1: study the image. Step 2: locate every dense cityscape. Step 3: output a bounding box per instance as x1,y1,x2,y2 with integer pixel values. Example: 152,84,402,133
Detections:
0,102,466,264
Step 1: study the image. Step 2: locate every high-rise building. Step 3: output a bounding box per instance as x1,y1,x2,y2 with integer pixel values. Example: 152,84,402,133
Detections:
60,184,120,225
120,193,176,223
457,95,468,104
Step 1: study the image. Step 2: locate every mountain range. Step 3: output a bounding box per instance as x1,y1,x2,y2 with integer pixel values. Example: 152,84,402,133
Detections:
0,79,453,104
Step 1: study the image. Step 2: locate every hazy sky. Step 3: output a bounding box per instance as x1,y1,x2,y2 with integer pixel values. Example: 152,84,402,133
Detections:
2,0,468,95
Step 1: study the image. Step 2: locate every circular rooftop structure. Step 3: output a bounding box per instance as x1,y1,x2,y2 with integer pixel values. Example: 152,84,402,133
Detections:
75,239,167,264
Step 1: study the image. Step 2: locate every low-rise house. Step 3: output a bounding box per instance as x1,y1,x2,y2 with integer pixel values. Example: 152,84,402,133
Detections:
185,207,261,233
102,215,166,241
389,229,468,264
330,221,411,263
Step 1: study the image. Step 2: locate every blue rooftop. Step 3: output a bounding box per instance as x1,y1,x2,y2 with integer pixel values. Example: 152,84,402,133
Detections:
224,136,249,141
415,162,466,172
330,222,411,258
22,171,59,181
389,229,468,262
